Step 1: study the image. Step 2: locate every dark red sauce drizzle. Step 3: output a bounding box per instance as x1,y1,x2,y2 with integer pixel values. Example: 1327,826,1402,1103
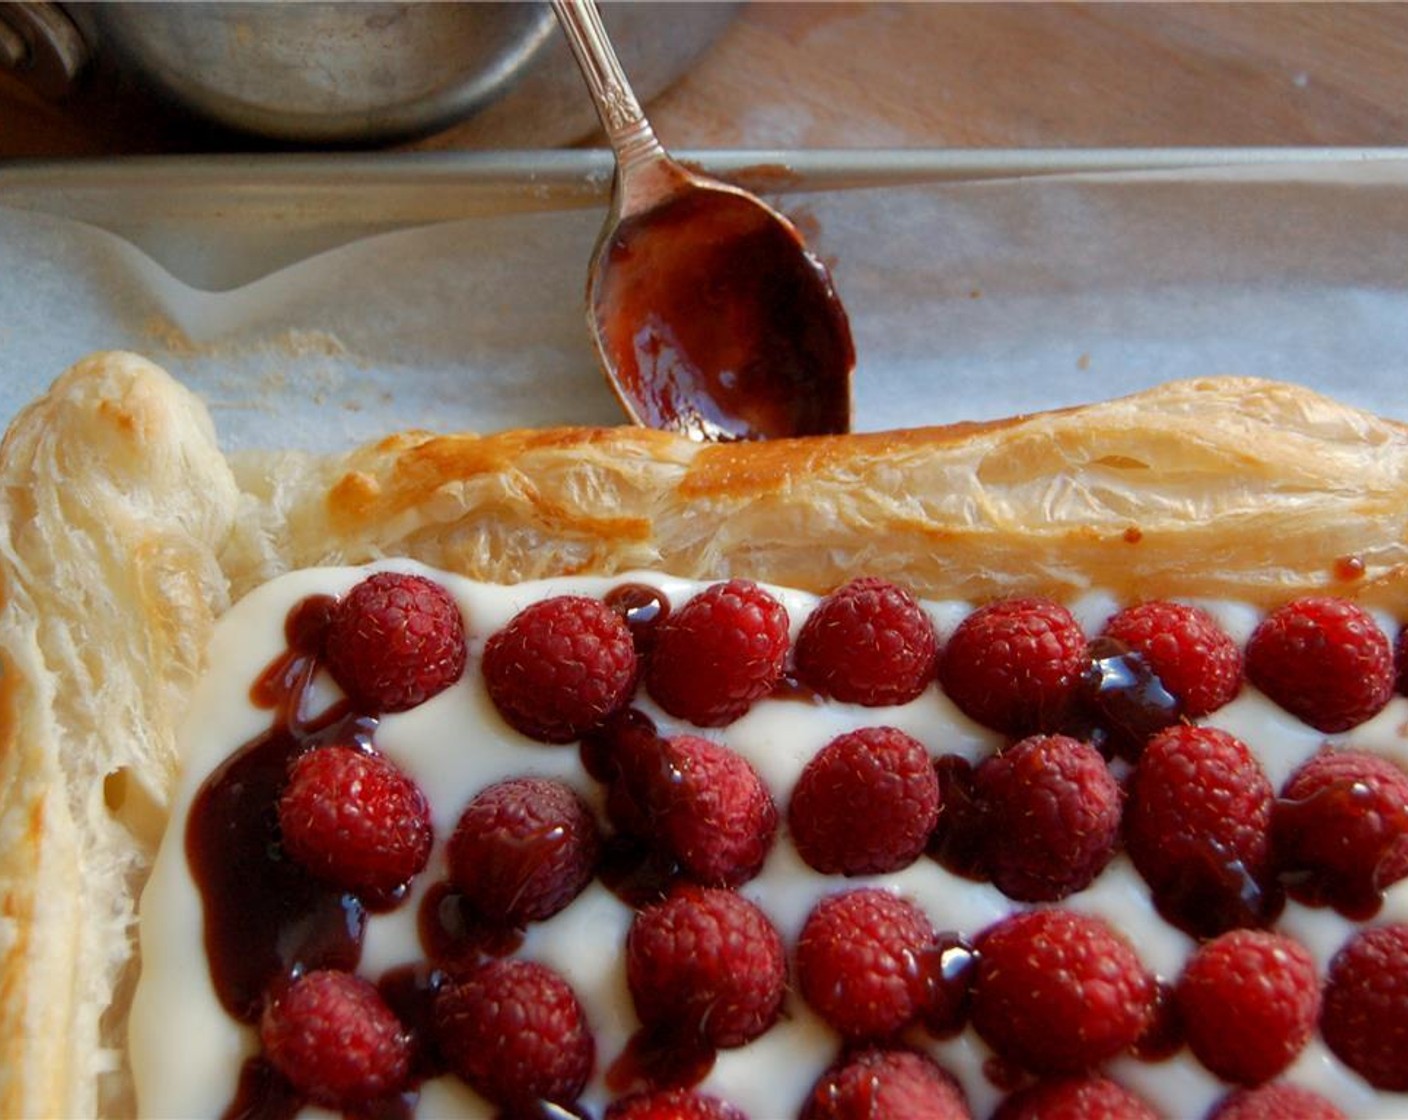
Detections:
1075,637,1182,761
187,595,376,1025
187,594,426,1120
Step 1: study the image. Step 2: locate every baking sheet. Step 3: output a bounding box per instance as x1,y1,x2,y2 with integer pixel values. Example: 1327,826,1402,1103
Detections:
5,148,1408,450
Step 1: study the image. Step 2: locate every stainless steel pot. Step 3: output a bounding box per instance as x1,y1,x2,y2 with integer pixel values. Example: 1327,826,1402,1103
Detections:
0,1,739,146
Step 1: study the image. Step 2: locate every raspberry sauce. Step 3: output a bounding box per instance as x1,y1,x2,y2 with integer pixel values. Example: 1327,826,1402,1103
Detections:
604,582,671,654
187,595,400,1120
186,596,377,1024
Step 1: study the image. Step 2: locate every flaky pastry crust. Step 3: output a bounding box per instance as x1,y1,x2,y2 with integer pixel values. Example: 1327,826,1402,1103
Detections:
2,350,1407,1116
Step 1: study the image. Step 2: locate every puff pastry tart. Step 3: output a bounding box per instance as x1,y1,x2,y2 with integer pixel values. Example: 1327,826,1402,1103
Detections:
3,351,1408,1120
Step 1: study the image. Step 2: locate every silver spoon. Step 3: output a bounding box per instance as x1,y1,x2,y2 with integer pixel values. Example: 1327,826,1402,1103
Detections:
551,0,855,441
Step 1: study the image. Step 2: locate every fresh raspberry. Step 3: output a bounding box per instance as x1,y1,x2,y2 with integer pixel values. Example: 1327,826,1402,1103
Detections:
970,908,1156,1075
446,776,600,926
605,1089,747,1120
1100,600,1243,717
625,885,786,1048
433,958,594,1110
799,1047,971,1120
324,571,466,713
1174,928,1320,1085
938,597,1087,735
259,969,411,1109
645,580,790,727
278,745,432,898
1245,596,1394,732
609,731,777,888
795,888,940,1040
1273,746,1408,917
1321,923,1408,1091
1124,724,1280,938
482,594,638,743
971,734,1121,902
1208,1084,1348,1120
990,1075,1160,1120
788,727,940,876
794,577,939,706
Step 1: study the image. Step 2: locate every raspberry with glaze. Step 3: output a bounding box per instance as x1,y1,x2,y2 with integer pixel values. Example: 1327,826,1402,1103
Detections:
605,1089,747,1120
971,733,1121,902
990,1075,1160,1120
796,887,941,1041
625,885,786,1049
788,726,940,876
482,594,638,743
799,1047,971,1120
1320,923,1408,1091
970,908,1156,1075
259,969,411,1109
610,731,777,888
324,570,467,713
432,958,594,1111
1273,746,1408,916
278,745,432,898
1208,1084,1349,1120
446,776,600,926
1100,599,1243,716
645,579,790,727
1174,928,1320,1085
1124,723,1280,937
1245,595,1394,732
793,576,939,706
938,596,1087,735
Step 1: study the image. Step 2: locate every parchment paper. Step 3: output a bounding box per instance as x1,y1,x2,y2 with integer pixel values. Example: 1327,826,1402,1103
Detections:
5,154,1408,450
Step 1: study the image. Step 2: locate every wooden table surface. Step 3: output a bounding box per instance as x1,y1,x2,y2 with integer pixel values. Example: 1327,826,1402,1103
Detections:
5,3,1408,157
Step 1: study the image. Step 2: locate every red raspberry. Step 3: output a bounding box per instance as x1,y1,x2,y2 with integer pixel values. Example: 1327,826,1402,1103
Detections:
605,1089,747,1120
788,726,940,876
990,1075,1160,1120
1321,923,1408,1091
482,594,638,743
1208,1084,1348,1120
794,577,938,706
1245,596,1394,732
795,888,940,1040
938,597,1087,735
971,908,1156,1075
433,958,594,1110
971,734,1121,902
259,969,411,1109
1101,599,1243,716
625,885,786,1048
278,745,432,898
446,776,600,926
645,580,790,727
1124,724,1279,938
324,571,466,713
1174,928,1320,1085
1273,746,1408,916
610,732,777,888
799,1047,971,1120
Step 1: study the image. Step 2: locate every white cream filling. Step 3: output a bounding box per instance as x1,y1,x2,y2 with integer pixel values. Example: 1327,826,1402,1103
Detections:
130,562,1408,1120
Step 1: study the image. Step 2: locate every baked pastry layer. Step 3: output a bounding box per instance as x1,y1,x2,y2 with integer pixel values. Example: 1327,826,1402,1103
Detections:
2,350,1407,1116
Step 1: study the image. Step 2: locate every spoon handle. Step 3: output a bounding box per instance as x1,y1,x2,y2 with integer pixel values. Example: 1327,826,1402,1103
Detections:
550,0,671,185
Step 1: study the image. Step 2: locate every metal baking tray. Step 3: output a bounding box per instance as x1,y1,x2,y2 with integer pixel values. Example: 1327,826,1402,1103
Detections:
5,147,1408,449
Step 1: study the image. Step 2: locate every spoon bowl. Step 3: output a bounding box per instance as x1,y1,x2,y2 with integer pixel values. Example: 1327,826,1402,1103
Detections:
551,0,855,441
